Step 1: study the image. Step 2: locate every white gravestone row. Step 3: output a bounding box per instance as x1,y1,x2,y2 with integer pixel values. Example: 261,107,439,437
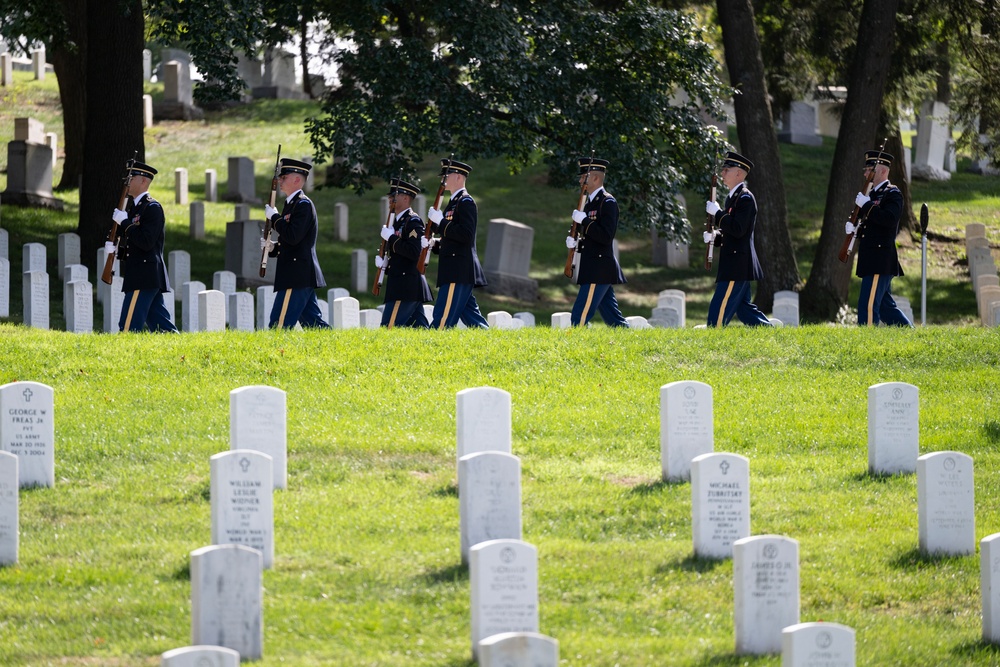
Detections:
691,453,750,560
781,622,855,667
459,451,522,563
661,380,713,482
198,290,227,332
917,451,974,556
867,382,919,475
57,232,80,279
651,289,685,328
210,450,274,569
230,386,287,490
550,312,571,328
64,279,93,333
733,534,800,655
23,270,48,329
470,539,539,659
331,295,360,329
190,544,263,661
182,281,207,331
0,451,18,565
229,292,255,331
359,309,381,328
0,382,55,489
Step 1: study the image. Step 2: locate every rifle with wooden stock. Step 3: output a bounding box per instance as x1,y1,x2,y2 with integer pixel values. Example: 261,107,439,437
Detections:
417,154,452,274
372,170,402,295
704,172,718,270
565,152,595,278
259,144,282,277
838,138,886,263
100,151,138,285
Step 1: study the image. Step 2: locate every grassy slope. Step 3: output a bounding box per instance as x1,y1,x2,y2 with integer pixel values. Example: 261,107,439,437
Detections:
2,69,999,328
1,326,1000,666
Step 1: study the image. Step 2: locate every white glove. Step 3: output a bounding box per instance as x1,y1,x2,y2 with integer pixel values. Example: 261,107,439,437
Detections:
260,236,274,252
855,192,870,208
420,236,430,249
427,237,439,249
703,231,714,244
374,255,385,269
572,209,586,224
112,208,127,224
104,241,116,255
380,225,394,241
844,221,856,235
264,204,278,220
565,235,578,249
706,200,721,216
428,207,444,224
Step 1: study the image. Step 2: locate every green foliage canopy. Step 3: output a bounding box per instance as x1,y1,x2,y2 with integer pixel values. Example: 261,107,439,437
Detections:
305,0,729,238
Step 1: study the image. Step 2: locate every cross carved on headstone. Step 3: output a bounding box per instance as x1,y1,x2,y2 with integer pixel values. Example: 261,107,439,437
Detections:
22,388,33,403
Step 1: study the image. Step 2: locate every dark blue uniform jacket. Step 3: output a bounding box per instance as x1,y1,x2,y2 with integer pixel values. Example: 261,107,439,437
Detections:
855,182,904,278
269,191,327,291
712,183,764,282
433,190,487,288
384,209,433,303
577,188,626,285
119,194,171,293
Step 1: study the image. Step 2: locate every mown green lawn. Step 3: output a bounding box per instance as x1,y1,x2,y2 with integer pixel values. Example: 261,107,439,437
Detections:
1,325,999,666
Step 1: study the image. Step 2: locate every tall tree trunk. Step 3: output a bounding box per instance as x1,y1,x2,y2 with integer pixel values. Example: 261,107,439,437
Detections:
800,0,899,321
78,0,145,258
716,0,800,313
50,0,87,191
300,15,313,98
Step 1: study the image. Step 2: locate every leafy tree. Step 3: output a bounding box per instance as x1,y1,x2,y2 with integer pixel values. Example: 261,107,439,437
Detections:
305,0,728,240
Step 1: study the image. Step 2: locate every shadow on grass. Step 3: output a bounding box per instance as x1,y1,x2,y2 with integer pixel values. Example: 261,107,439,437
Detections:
950,638,1000,661
888,546,969,570
848,470,914,484
171,561,191,582
628,479,675,495
653,552,729,575
433,483,458,498
420,562,468,585
690,651,772,666
439,658,475,667
985,420,1000,444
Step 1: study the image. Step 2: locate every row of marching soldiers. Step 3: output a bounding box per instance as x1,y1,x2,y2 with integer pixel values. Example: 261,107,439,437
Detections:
106,149,911,332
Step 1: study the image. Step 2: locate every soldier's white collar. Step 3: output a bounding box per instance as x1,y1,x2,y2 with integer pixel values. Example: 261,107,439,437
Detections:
285,189,303,203
449,187,467,201
134,191,150,204
728,182,745,199
394,207,412,222
588,186,605,202
872,179,889,191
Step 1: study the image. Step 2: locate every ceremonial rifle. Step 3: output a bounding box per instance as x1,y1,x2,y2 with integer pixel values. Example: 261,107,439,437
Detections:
704,172,718,270
564,151,595,278
259,144,282,277
838,138,886,263
101,151,138,285
372,169,403,296
417,153,453,274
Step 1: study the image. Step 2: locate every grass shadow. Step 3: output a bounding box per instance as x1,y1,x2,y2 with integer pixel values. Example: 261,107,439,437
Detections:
658,553,730,574
433,483,458,498
439,658,475,667
690,651,771,666
628,478,675,495
889,546,970,570
950,638,1000,660
420,562,468,585
171,561,191,582
848,469,914,484
985,420,1000,444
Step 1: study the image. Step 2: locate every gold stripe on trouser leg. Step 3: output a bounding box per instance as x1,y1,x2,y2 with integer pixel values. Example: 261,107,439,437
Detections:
716,282,735,327
866,274,880,326
438,284,455,330
277,290,292,328
387,301,401,329
123,291,140,331
578,284,597,326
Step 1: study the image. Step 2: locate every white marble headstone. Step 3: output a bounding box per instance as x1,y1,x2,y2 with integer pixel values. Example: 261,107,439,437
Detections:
230,386,286,489
256,286,275,330
513,312,535,327
168,250,191,302
733,535,799,655
190,544,263,660
334,202,348,242
22,270,49,329
981,533,1000,642
174,167,188,205
550,312,571,328
918,451,974,556
868,382,919,475
210,450,274,568
0,257,9,318
57,232,80,279
205,169,218,203
64,280,93,334
459,451,521,563
350,249,367,294
0,228,8,260
656,293,686,326
487,311,515,329
0,451,18,565
661,380,714,482
781,622,855,667
470,539,539,658
103,277,124,333
478,631,558,667
23,242,46,273
63,263,88,286
0,381,55,488
691,453,750,559
332,295,360,329
160,645,240,667
456,387,512,464
181,281,207,331
359,309,381,329
198,289,227,332
228,292,255,331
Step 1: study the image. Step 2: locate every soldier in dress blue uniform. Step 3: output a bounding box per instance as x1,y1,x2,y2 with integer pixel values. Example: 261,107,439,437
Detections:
262,158,330,329
109,161,178,333
376,178,433,328
844,150,912,327
703,151,772,327
426,159,489,329
566,157,629,327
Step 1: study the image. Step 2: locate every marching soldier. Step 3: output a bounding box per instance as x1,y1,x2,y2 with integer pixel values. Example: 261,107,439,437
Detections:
109,161,178,333
376,178,433,328
426,159,489,329
263,158,330,329
844,149,912,327
703,151,772,327
566,157,629,327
